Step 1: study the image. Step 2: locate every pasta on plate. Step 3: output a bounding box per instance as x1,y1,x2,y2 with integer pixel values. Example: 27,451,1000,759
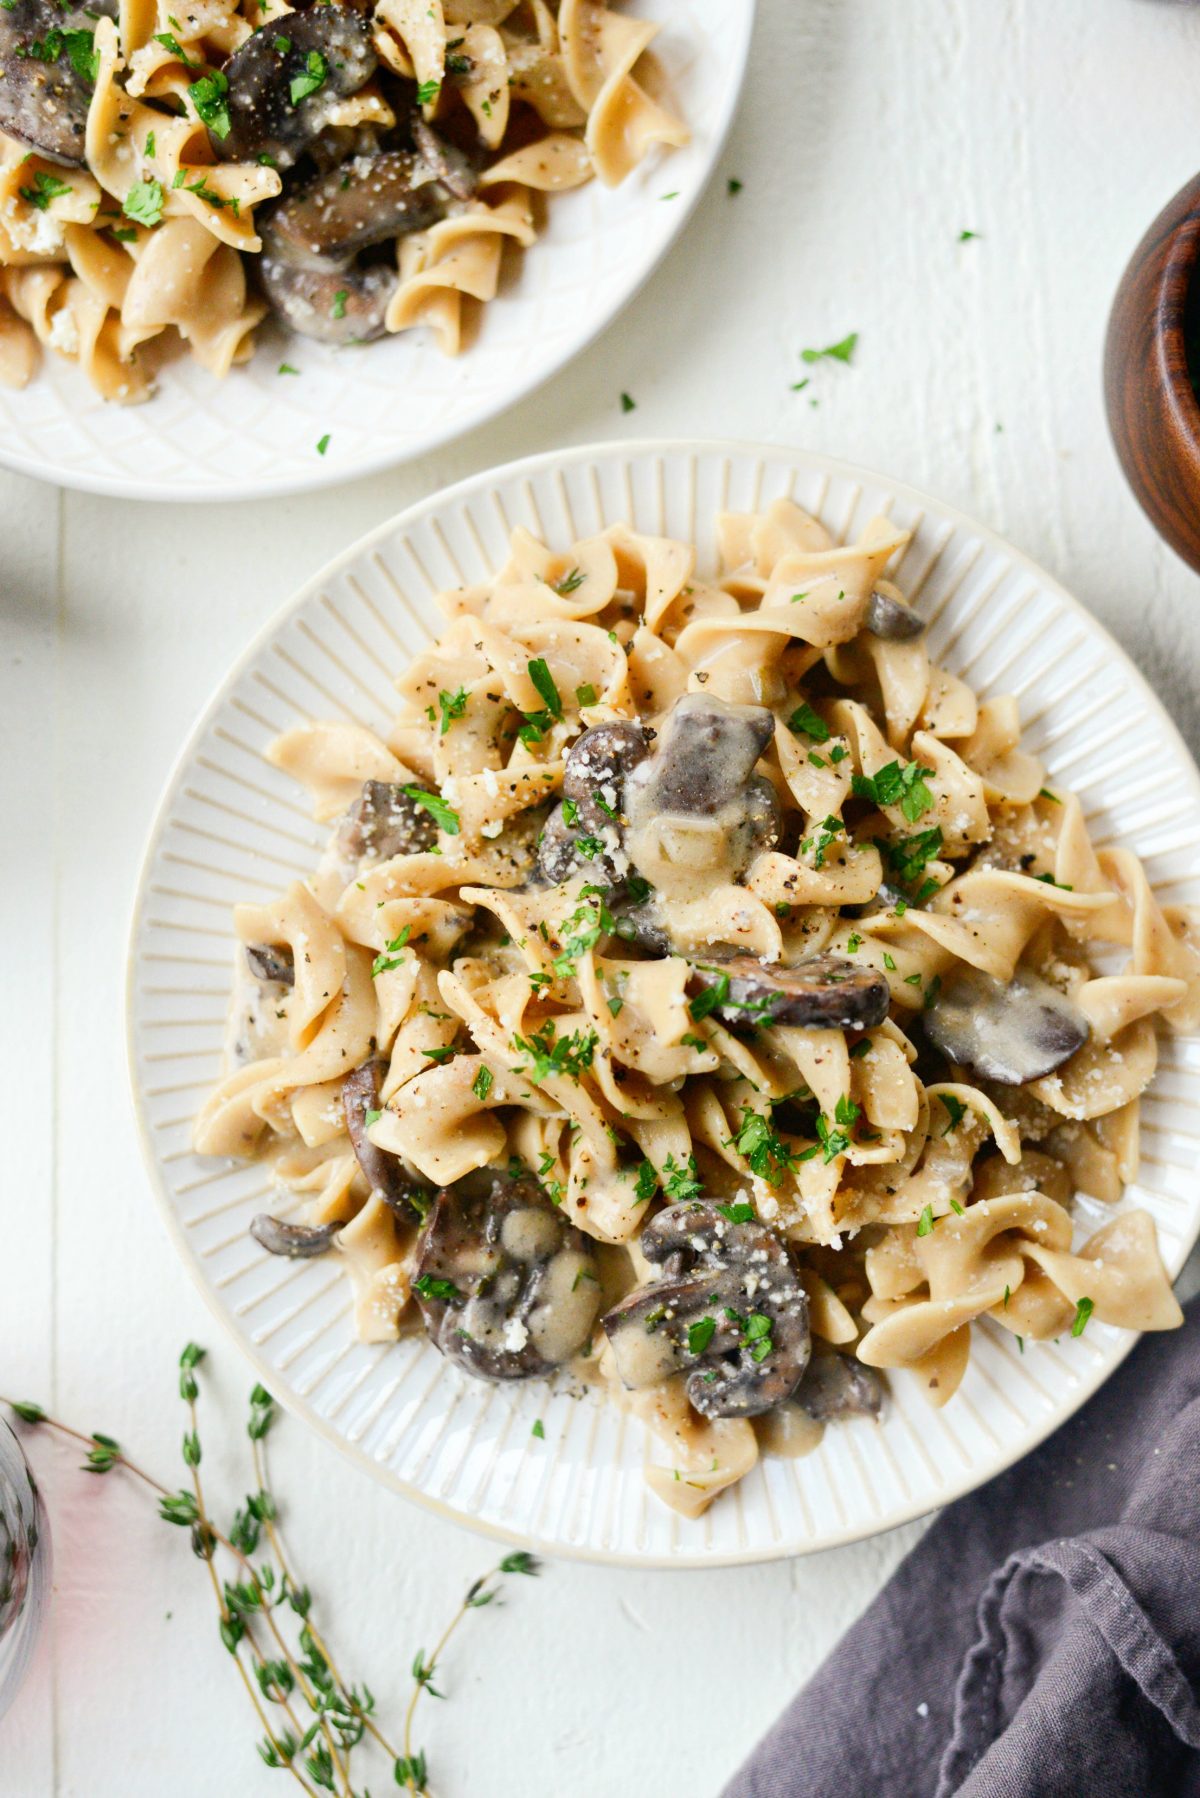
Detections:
195,500,1200,1517
0,0,685,400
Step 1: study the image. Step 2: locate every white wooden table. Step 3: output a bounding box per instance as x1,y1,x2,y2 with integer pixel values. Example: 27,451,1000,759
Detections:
6,1,1200,1791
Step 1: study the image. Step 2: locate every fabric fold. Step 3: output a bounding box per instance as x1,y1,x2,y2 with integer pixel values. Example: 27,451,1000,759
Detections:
723,1297,1200,1798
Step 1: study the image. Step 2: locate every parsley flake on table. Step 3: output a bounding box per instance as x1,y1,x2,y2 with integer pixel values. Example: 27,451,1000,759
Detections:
800,331,858,366
316,433,330,455
620,391,636,412
727,177,742,195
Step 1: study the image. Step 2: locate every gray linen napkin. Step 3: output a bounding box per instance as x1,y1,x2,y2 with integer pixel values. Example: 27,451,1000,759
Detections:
722,1296,1200,1798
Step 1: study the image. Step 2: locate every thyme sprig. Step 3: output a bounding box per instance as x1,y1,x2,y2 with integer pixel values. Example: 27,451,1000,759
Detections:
2,1349,541,1797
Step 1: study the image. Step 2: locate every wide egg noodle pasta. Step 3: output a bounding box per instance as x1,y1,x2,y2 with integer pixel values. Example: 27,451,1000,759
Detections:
196,505,1197,1517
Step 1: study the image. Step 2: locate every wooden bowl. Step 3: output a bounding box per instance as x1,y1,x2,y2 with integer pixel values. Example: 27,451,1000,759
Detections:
1105,171,1200,573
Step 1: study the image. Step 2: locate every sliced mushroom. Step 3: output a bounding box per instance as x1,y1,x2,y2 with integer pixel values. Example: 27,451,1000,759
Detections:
411,113,477,200
792,1343,884,1422
865,589,925,641
924,966,1090,1086
215,9,377,171
251,1213,342,1258
337,779,436,862
264,152,444,270
536,719,652,885
0,0,111,165
624,693,782,877
245,942,296,987
601,1201,810,1419
413,1168,601,1381
343,1058,431,1222
686,952,890,1032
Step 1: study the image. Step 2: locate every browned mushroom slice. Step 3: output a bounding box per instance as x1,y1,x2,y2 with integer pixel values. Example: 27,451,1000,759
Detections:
413,1168,601,1382
411,114,478,200
924,966,1089,1086
601,1201,809,1419
0,0,110,165
337,779,436,861
686,952,890,1031
536,719,651,885
215,9,377,170
792,1343,884,1422
342,1058,431,1223
865,589,925,641
624,693,782,878
251,1213,342,1258
259,256,397,346
264,152,445,271
245,942,295,987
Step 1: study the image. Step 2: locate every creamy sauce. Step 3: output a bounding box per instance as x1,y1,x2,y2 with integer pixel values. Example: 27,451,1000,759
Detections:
754,1403,825,1459
607,1317,684,1388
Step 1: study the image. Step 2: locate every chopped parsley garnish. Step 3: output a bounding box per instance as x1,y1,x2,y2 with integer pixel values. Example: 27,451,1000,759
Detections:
527,656,562,714
916,1205,935,1237
620,391,636,413
145,130,156,157
331,288,348,320
1038,788,1061,804
804,815,844,869
123,178,164,228
421,1044,457,1065
274,33,291,51
575,834,605,860
800,331,858,365
662,1153,702,1203
880,825,944,893
190,68,230,137
471,1066,493,1102
845,932,861,954
171,170,228,210
403,784,460,836
20,25,98,81
633,1161,657,1203
413,1274,461,1302
153,30,195,65
728,1107,799,1187
1071,1296,1095,1338
727,177,742,196
289,48,327,105
687,1316,716,1356
550,569,584,597
743,1313,773,1362
371,926,410,977
883,953,896,972
415,77,441,106
787,701,829,742
530,1419,544,1439
316,433,331,455
950,1199,965,1216
278,363,299,376
552,886,612,979
437,686,468,733
851,759,935,823
940,1092,968,1133
575,683,597,707
798,1095,860,1166
363,1108,383,1128
19,170,72,211
511,1021,598,1085
716,1202,755,1224
958,228,980,242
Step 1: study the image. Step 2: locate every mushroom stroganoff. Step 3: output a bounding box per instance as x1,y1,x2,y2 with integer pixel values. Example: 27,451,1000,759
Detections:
195,501,1198,1517
0,1,685,399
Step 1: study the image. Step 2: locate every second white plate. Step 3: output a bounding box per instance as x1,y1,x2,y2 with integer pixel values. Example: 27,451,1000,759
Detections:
127,439,1200,1565
0,3,753,502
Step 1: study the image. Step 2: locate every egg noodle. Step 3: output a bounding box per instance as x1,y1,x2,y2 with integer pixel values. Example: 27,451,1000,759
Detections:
0,0,685,399
195,500,1197,1516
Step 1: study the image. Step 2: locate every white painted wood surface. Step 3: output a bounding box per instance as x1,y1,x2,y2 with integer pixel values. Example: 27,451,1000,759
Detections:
4,1,1200,1791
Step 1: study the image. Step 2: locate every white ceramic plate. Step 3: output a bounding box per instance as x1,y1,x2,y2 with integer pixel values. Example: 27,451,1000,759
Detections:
127,440,1200,1566
0,4,752,503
